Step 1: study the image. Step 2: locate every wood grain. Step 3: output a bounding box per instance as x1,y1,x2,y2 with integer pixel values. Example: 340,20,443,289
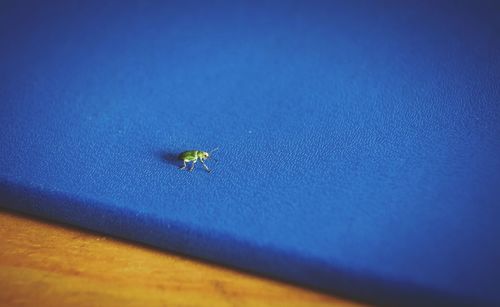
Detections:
0,209,362,307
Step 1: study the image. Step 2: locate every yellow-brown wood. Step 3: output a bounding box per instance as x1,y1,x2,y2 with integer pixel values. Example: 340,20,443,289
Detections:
0,209,362,307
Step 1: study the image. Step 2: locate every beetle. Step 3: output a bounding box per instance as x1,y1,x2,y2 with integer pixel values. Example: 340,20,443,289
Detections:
178,148,218,172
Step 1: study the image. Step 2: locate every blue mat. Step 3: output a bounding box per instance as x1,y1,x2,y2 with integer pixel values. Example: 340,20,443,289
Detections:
1,1,499,305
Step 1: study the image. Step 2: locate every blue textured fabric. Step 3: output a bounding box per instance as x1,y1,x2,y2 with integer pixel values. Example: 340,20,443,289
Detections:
1,1,499,305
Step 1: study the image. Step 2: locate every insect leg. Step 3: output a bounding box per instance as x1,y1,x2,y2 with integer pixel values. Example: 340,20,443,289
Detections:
179,160,187,170
189,160,197,171
200,160,211,173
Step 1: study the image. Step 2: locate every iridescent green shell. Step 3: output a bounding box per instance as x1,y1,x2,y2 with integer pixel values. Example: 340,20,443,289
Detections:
178,150,200,162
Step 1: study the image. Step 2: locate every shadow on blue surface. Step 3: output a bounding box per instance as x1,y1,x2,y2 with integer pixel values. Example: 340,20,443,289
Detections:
156,150,180,168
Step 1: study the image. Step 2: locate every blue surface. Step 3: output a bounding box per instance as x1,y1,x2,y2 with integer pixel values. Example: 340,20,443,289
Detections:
1,1,499,305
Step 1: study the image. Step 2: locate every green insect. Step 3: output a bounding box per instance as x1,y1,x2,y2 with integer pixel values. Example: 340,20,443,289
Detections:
178,148,218,173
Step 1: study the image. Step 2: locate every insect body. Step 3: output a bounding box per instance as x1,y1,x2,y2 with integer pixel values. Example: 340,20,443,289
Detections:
178,148,218,172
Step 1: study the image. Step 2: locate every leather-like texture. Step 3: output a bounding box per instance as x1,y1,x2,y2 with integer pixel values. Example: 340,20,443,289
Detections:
1,1,499,305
